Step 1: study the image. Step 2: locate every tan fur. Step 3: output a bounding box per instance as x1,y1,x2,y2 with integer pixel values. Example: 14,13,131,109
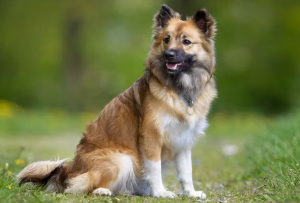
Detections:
17,5,217,197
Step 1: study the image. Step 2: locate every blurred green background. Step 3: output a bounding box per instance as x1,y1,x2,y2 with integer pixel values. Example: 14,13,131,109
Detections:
0,0,299,114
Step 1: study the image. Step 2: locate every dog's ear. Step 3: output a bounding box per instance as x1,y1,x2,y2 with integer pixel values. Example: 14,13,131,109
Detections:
153,4,177,34
193,9,216,39
156,4,175,28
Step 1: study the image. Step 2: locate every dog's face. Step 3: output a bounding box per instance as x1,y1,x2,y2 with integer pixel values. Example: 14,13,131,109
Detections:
146,5,216,97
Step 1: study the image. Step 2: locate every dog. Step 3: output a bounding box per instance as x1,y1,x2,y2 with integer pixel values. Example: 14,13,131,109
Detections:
17,4,217,198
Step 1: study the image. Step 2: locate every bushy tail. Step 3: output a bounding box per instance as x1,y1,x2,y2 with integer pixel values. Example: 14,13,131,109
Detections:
17,159,67,192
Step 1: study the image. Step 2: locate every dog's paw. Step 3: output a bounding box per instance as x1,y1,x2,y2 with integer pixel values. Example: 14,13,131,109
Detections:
152,190,177,198
92,188,112,196
181,190,206,199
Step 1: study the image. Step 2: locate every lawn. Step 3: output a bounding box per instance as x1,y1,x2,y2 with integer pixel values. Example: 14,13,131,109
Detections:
0,103,299,202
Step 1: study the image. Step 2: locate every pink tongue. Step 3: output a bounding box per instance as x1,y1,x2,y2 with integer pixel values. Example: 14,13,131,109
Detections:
166,63,178,70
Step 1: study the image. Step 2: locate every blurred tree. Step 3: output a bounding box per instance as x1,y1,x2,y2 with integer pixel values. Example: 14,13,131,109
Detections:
63,6,84,111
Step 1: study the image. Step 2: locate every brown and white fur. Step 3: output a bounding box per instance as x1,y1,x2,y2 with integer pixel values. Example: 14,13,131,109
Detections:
17,5,217,199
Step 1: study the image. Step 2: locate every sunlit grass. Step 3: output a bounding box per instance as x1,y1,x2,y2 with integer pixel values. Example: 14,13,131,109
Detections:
0,107,299,202
244,112,300,202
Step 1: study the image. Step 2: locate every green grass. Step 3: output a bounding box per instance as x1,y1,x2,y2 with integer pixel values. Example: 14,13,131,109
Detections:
244,113,300,202
0,108,299,202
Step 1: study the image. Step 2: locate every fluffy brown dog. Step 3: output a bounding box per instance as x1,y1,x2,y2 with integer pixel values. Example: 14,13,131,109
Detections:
17,4,217,198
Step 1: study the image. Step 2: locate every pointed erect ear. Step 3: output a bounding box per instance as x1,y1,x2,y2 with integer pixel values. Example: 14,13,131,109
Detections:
193,9,216,39
155,4,176,29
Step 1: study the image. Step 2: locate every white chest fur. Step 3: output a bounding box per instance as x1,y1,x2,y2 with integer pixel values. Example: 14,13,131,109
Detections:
158,112,208,156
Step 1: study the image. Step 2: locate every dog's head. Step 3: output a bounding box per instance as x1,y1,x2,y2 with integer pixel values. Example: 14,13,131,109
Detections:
146,4,216,97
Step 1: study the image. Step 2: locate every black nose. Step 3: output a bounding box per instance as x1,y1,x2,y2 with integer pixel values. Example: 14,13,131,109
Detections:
164,50,176,59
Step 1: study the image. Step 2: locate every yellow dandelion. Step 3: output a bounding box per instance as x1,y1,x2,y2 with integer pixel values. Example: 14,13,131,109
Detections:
6,171,12,175
7,185,12,190
15,159,25,165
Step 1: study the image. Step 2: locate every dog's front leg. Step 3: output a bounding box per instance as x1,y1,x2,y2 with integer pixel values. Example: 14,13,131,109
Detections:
143,158,176,197
175,150,206,199
140,136,176,197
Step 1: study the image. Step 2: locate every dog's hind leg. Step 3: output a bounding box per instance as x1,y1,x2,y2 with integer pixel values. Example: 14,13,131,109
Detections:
64,150,149,196
64,172,92,194
64,171,113,194
64,161,119,195
109,153,150,196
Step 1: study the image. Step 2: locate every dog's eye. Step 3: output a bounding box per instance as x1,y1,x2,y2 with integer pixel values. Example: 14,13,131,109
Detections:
164,37,170,44
182,39,192,45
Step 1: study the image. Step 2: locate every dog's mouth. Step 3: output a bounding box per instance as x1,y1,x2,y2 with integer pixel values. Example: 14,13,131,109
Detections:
166,62,183,71
164,50,194,74
166,61,190,74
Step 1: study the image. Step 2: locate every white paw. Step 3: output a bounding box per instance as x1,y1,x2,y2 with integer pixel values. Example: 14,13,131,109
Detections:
181,190,206,199
92,188,112,196
152,190,177,198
